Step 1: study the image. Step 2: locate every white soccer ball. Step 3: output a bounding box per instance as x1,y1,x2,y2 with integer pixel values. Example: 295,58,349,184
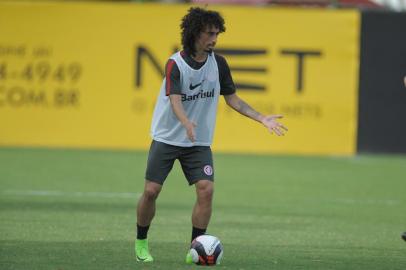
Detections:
189,234,223,266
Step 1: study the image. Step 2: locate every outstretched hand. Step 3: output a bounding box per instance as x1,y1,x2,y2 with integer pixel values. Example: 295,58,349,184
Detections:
260,115,288,136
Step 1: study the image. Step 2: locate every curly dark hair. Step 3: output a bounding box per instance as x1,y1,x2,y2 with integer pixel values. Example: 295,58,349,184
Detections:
180,7,226,56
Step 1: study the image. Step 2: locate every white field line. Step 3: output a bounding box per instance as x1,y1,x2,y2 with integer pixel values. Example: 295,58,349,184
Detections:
2,190,140,199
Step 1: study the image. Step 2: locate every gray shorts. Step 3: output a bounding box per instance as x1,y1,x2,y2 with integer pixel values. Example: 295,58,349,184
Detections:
145,140,214,185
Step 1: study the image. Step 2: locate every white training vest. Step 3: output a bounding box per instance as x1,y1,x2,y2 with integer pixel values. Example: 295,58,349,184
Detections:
150,52,221,147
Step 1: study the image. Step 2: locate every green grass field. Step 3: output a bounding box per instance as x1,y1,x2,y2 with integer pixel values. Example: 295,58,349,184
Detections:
0,147,405,270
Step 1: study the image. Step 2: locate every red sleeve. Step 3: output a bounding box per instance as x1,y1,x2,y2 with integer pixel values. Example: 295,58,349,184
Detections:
165,59,181,96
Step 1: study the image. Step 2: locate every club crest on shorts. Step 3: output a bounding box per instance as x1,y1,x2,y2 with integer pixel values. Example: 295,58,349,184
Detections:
203,165,213,176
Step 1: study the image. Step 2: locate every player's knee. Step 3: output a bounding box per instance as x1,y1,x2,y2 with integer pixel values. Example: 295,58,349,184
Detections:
197,181,214,202
143,185,161,201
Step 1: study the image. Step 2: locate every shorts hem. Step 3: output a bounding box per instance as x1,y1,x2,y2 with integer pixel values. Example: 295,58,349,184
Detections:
145,176,164,185
188,177,214,186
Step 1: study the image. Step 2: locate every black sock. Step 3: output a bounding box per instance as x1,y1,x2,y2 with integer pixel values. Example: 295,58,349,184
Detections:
191,226,206,242
137,224,150,240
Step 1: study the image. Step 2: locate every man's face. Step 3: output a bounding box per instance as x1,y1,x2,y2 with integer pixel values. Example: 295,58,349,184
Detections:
195,25,220,54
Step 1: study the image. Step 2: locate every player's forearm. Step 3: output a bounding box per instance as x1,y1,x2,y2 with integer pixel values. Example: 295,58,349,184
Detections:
225,94,263,122
169,94,190,125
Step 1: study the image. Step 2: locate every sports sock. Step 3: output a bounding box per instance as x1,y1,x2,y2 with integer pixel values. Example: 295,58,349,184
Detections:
137,224,150,240
191,226,206,242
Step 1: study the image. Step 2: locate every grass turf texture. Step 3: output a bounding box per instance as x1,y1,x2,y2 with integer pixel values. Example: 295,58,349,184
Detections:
0,148,405,270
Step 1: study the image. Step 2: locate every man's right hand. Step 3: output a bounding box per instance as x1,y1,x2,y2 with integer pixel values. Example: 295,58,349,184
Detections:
183,120,197,142
169,95,197,142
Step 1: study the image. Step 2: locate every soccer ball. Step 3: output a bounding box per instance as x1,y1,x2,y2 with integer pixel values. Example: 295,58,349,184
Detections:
189,234,223,266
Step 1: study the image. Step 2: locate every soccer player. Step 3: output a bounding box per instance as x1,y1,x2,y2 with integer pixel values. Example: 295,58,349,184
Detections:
135,7,288,263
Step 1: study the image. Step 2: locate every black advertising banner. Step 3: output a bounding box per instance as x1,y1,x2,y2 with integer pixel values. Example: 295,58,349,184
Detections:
358,11,406,154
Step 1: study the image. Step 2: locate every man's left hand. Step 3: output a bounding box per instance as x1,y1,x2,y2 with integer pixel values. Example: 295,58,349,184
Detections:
260,115,288,136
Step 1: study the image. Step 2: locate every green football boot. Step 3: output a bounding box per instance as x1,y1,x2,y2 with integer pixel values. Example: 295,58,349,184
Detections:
135,239,154,262
185,250,194,264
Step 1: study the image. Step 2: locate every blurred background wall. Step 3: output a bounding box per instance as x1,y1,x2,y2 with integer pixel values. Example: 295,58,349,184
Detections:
0,0,405,155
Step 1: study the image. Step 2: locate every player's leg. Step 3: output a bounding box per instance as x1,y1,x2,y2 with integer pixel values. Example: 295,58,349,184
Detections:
137,180,162,230
179,146,215,238
179,146,214,263
192,179,214,237
186,180,214,264
136,180,162,262
135,140,178,262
